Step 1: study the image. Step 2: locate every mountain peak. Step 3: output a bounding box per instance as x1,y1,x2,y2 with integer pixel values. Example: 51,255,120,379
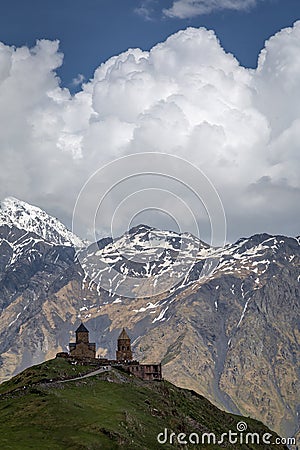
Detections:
0,196,84,248
128,224,155,235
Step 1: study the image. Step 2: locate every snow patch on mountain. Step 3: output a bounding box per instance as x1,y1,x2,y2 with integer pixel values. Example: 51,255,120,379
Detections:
79,227,300,304
0,197,84,248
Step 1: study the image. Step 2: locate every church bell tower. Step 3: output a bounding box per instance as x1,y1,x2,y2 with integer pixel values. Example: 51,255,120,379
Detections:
116,328,133,361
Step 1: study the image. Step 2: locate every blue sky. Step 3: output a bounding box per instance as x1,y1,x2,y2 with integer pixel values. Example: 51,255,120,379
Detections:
0,0,299,90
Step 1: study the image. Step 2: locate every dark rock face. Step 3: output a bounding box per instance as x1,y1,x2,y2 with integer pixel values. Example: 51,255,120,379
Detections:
0,208,299,443
0,225,77,305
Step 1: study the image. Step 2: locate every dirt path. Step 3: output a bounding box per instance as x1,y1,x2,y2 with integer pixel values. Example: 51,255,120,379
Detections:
59,366,111,383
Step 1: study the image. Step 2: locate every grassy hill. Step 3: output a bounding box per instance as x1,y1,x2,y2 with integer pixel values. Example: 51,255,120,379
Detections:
0,358,288,450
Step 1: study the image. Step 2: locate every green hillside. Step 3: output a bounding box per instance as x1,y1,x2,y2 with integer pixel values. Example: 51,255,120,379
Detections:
0,358,288,450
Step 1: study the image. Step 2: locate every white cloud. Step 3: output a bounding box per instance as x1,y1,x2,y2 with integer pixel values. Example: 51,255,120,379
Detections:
163,0,257,18
134,0,155,20
0,23,300,242
72,73,85,86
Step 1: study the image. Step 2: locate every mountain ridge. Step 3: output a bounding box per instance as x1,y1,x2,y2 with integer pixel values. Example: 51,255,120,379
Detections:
0,197,84,248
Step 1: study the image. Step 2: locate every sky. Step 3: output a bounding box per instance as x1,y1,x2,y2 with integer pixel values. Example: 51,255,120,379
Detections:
0,0,299,243
0,0,299,89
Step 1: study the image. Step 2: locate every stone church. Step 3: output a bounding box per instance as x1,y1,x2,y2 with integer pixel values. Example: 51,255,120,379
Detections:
61,323,162,381
69,323,96,359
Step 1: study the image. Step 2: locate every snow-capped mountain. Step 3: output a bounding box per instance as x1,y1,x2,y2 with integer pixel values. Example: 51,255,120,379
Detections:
79,224,212,298
0,200,298,443
0,197,82,314
0,197,83,248
79,225,299,304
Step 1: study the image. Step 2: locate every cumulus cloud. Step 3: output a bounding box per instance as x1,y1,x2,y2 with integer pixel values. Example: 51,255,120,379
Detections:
163,0,257,19
0,22,299,242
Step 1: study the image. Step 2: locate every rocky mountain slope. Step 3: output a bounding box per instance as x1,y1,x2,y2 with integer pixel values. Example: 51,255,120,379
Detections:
0,197,84,248
0,357,289,450
0,197,298,445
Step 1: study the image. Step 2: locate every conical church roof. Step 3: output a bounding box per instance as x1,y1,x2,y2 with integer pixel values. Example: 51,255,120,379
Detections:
76,323,89,333
118,327,130,340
